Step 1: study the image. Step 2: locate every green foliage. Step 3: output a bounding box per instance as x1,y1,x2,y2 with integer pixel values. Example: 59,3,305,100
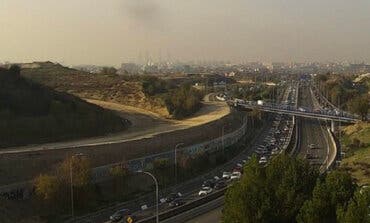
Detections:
0,67,126,147
222,155,318,223
142,76,169,96
165,85,203,118
315,73,368,111
152,158,173,188
100,67,117,75
338,188,370,223
348,95,369,120
297,170,356,223
109,164,129,198
33,156,95,215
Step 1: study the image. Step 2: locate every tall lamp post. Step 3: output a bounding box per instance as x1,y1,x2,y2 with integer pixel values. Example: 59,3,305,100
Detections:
70,153,85,219
174,143,184,185
137,170,159,223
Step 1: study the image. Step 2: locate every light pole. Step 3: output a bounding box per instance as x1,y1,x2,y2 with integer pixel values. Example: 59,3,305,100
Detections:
137,170,159,223
70,153,84,219
174,143,184,185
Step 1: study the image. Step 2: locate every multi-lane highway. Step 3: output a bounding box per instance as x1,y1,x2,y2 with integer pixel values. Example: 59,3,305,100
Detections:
296,83,336,171
68,85,295,223
69,81,339,223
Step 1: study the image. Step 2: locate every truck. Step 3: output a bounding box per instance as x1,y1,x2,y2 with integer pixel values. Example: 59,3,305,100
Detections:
257,100,264,106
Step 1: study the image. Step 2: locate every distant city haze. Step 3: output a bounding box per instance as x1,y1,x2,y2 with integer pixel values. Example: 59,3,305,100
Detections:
1,0,369,66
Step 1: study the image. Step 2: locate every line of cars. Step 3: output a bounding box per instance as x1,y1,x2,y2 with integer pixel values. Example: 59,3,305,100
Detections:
107,86,297,223
254,114,293,165
198,160,247,197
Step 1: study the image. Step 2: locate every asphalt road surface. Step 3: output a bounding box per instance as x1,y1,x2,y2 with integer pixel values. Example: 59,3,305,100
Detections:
185,207,222,223
297,84,334,170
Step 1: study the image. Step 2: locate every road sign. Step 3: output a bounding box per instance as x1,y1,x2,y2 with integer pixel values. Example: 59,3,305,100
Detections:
126,216,133,223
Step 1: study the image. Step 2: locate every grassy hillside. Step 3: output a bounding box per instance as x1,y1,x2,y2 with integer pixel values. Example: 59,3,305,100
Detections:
21,62,204,119
0,66,127,148
21,62,170,117
340,122,370,186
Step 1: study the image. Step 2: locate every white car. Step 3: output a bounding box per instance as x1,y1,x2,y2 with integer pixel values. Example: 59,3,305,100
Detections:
198,187,213,196
222,171,232,179
259,156,267,165
230,172,241,180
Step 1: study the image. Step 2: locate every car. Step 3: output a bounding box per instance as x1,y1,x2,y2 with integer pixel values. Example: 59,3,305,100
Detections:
259,156,267,165
230,172,241,180
110,209,132,222
202,179,216,188
166,192,182,203
222,171,232,179
233,166,243,174
214,180,227,190
198,187,213,196
169,198,186,207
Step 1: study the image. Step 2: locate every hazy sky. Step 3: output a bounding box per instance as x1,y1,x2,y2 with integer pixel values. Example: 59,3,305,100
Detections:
1,0,370,66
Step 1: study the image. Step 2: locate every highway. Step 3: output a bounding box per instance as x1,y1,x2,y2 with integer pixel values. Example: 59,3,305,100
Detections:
68,85,296,223
296,83,335,171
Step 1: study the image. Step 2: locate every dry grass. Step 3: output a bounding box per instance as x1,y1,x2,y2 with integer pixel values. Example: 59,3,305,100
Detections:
340,122,370,186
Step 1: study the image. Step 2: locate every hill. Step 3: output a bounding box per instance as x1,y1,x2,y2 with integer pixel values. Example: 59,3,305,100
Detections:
0,66,127,148
21,62,204,118
21,62,171,117
340,122,370,186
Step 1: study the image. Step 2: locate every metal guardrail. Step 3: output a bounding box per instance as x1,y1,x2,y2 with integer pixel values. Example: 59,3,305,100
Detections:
137,188,227,223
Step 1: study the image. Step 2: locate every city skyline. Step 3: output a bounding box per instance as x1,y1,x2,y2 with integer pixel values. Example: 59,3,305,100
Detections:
1,0,370,66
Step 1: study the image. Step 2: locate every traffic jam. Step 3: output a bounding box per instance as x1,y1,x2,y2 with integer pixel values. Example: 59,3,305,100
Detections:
106,87,298,223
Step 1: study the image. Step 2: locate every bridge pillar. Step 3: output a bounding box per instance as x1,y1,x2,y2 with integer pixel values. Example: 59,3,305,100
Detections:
331,120,335,132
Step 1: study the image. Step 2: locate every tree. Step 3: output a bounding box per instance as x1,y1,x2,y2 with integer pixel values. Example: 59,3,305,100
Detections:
100,67,117,75
33,156,94,214
297,170,355,223
338,188,370,223
110,164,129,197
9,64,21,78
222,155,318,223
348,95,369,120
34,174,59,201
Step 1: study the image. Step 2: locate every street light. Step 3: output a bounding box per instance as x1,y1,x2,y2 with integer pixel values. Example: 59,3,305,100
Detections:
137,170,159,223
174,143,184,185
70,153,84,219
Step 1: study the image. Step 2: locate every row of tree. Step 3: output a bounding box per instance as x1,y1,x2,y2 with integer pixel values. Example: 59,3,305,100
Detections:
222,154,370,223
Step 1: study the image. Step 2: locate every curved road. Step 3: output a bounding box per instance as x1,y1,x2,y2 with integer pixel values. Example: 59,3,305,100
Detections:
297,83,335,171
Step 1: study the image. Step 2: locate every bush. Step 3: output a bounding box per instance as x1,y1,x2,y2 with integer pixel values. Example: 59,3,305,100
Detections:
165,85,203,118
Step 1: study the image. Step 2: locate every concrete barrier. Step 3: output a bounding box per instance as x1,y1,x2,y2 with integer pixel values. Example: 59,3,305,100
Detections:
326,128,339,170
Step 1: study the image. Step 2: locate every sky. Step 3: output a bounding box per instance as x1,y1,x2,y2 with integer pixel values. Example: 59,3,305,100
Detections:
0,0,370,66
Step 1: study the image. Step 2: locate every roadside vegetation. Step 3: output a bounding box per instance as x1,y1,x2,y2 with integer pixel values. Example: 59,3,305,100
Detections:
0,66,126,148
141,76,203,118
228,82,281,102
9,115,264,222
340,122,370,186
314,73,369,120
314,72,370,185
223,154,370,223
